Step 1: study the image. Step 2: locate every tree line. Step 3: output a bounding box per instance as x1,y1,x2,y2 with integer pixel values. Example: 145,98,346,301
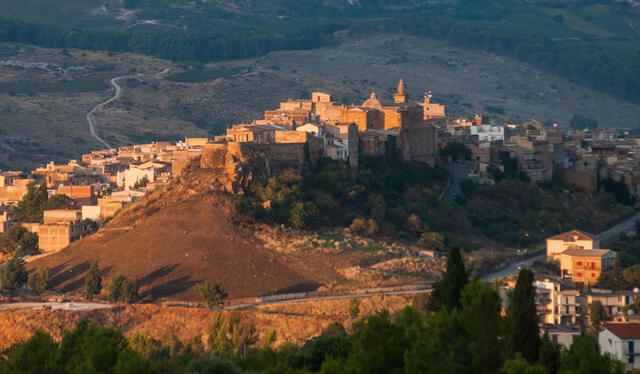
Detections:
0,17,341,63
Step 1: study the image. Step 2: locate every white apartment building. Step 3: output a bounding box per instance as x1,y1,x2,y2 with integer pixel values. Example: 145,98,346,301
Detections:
470,125,505,142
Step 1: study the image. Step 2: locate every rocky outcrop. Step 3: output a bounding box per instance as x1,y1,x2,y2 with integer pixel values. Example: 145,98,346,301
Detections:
200,142,269,195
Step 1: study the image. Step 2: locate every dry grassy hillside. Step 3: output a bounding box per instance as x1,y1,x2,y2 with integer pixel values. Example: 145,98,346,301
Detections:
29,162,442,301
30,166,318,301
0,295,415,351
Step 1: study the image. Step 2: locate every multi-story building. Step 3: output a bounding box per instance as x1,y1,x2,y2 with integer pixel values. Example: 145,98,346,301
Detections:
600,322,640,370
546,230,599,259
559,248,616,287
38,209,92,253
470,125,505,142
586,289,638,320
535,280,584,326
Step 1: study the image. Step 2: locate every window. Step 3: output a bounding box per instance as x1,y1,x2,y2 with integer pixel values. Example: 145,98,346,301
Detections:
591,262,596,269
591,273,596,278
629,341,635,364
576,272,583,277
577,261,583,266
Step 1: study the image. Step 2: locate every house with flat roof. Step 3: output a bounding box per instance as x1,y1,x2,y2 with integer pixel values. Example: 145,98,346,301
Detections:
559,248,616,287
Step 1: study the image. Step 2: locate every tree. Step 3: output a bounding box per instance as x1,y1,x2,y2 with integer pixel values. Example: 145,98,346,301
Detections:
27,266,51,295
441,142,472,162
623,264,640,286
44,195,73,211
506,269,540,364
349,218,378,236
570,114,598,130
598,258,629,290
108,275,138,303
208,311,257,356
589,301,606,330
0,330,58,374
262,329,277,349
348,298,360,319
559,334,626,374
1,225,39,257
199,280,228,309
132,176,149,190
113,349,152,374
406,214,425,234
346,311,406,374
12,183,72,223
12,183,48,223
54,321,141,373
83,261,102,301
0,256,28,291
539,334,561,374
300,322,351,372
601,178,636,206
460,280,503,374
417,232,445,251
405,308,471,373
369,194,386,223
289,201,319,228
501,354,547,374
427,247,468,311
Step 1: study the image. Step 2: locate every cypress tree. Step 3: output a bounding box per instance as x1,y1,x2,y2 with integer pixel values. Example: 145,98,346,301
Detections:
506,269,540,364
82,261,102,301
427,247,468,311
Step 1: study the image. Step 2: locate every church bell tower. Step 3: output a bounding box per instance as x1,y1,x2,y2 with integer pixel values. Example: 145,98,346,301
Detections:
394,78,408,104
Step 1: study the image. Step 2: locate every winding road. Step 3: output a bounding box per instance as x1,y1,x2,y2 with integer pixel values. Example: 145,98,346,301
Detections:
483,209,640,280
441,162,469,201
85,68,171,150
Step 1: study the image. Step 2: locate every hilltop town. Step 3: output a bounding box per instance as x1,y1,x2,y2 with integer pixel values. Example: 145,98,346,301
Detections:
3,79,640,370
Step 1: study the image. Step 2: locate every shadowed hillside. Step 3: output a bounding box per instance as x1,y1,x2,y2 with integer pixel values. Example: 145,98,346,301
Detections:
29,163,322,301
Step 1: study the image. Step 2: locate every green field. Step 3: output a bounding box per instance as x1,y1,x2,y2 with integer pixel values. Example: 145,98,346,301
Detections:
165,66,245,83
0,77,108,94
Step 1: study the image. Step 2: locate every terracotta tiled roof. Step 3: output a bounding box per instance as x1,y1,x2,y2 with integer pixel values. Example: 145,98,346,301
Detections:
547,230,596,242
604,323,640,339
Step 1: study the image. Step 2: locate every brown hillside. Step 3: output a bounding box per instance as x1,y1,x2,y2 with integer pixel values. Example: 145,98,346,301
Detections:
0,295,414,351
29,164,323,302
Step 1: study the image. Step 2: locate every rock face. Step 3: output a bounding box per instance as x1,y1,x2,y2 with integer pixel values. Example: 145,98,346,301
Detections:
200,143,264,194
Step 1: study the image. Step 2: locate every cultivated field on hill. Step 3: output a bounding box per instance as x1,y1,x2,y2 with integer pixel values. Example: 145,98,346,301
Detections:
1,32,639,170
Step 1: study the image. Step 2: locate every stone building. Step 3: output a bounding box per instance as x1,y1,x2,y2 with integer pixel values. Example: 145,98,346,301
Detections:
38,209,92,253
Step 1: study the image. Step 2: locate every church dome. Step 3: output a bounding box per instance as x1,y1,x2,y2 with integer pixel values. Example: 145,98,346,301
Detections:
362,92,382,110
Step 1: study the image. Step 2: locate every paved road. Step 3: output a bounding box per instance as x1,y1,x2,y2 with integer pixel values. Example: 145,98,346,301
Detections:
483,210,640,280
441,162,469,201
226,288,431,310
0,302,115,312
482,253,546,281
85,68,171,150
597,210,640,245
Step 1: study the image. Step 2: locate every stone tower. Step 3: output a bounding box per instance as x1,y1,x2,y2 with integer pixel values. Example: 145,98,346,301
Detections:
394,78,408,104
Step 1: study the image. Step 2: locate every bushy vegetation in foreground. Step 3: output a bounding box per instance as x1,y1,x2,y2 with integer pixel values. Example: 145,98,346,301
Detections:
0,251,625,374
